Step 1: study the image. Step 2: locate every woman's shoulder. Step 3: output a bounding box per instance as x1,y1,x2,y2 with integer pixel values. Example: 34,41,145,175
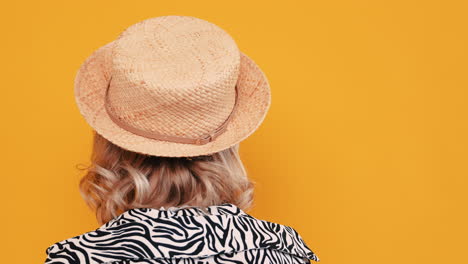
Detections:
45,203,319,263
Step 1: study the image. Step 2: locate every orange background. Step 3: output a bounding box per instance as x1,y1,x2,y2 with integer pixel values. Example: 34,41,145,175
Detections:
1,0,467,263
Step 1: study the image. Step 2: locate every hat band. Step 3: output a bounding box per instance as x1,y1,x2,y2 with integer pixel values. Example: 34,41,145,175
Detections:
104,77,239,146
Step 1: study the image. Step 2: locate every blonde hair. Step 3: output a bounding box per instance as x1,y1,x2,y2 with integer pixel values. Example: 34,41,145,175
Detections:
78,131,255,225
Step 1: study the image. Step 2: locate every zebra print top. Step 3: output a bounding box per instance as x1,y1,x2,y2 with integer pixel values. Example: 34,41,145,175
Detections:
45,203,319,263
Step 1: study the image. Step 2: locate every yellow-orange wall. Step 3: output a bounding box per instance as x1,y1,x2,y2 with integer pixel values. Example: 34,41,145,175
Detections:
1,1,467,263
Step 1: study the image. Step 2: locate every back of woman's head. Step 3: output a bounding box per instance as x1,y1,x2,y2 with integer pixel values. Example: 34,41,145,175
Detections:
78,131,255,225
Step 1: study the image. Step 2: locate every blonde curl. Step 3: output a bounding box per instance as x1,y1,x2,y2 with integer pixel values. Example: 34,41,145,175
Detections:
77,131,255,225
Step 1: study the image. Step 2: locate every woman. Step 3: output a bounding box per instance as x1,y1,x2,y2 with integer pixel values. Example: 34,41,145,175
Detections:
45,15,319,264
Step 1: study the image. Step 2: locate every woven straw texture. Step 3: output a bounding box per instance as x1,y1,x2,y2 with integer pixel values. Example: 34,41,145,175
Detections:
74,16,271,157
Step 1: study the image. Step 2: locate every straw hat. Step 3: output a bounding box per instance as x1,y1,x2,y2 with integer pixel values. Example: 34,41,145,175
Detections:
74,16,271,157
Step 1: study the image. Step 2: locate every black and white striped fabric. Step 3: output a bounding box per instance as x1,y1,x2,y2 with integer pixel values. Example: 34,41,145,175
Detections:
45,203,319,263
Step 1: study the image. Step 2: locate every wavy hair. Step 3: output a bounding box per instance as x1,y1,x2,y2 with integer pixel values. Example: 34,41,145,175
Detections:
77,131,255,225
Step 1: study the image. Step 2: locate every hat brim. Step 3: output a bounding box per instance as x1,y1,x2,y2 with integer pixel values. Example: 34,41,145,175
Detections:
74,41,271,157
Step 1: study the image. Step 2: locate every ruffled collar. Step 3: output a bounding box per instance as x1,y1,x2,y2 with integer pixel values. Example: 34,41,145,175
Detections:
102,202,252,228
46,203,319,263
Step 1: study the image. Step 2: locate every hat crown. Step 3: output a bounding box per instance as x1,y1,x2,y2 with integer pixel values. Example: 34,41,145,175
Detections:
105,16,240,139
